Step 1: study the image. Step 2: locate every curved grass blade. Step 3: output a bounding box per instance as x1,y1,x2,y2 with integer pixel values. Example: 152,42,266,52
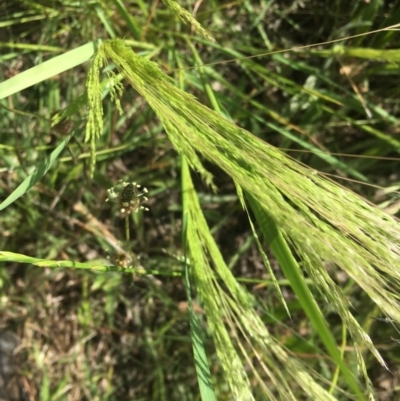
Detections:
0,133,73,211
245,192,366,401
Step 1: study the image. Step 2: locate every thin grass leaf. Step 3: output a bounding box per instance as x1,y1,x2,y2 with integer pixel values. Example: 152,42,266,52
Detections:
109,0,141,39
0,42,63,52
0,133,73,211
0,251,181,276
95,6,116,38
329,46,400,62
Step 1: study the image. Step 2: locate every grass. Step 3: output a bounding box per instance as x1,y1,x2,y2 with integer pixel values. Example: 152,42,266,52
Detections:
1,1,400,400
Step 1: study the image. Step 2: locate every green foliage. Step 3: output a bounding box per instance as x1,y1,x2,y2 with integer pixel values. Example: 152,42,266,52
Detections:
2,1,400,400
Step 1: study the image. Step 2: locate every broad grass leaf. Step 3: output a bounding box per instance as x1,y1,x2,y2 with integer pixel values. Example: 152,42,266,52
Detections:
0,41,99,99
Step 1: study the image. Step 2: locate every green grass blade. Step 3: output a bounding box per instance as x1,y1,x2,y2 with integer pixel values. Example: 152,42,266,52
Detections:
246,192,366,401
0,251,182,275
0,41,99,99
330,46,400,62
0,42,63,52
0,133,73,211
95,5,116,38
109,0,141,39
